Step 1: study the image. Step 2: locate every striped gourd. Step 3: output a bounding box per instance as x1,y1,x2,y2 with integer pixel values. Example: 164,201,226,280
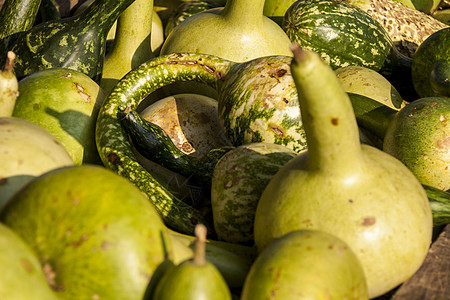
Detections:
282,0,393,71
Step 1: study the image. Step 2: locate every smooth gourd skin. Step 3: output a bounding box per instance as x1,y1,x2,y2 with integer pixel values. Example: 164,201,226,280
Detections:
0,117,74,209
241,230,369,300
412,28,450,98
254,46,433,298
0,223,60,300
160,0,293,62
153,260,232,300
12,68,107,165
0,165,172,300
383,97,450,191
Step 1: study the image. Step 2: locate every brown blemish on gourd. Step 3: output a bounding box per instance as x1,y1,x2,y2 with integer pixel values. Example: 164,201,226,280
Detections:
436,136,450,149
107,152,121,165
60,73,72,79
224,175,249,188
361,216,376,226
348,199,354,204
74,83,91,103
101,241,111,250
269,124,286,137
331,118,339,125
181,141,194,153
72,234,89,247
20,258,34,273
43,262,66,291
270,268,282,298
0,177,7,186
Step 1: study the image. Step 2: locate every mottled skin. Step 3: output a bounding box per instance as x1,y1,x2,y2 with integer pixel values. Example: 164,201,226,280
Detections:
346,0,448,57
9,0,134,82
96,53,232,235
283,0,393,71
383,97,450,191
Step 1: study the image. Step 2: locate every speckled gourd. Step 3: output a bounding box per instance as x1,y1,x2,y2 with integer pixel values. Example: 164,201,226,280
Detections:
343,0,448,57
254,44,433,298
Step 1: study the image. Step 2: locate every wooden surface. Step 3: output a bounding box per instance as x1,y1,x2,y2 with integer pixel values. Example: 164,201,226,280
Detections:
390,224,450,300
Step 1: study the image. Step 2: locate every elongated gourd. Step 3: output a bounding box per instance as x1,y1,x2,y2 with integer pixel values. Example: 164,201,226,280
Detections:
9,0,135,82
254,44,433,298
0,51,19,117
100,0,155,94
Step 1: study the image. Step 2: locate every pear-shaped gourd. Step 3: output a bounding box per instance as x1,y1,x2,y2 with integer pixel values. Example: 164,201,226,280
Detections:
0,164,172,300
0,223,60,300
254,44,433,298
0,51,19,117
241,229,369,300
153,224,232,300
160,0,292,62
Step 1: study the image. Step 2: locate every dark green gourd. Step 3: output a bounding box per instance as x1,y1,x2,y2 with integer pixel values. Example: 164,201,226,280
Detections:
8,0,136,82
0,0,42,39
282,0,393,71
118,104,233,189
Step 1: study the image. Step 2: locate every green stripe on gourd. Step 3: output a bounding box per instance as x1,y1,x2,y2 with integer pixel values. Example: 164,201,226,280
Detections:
283,0,393,71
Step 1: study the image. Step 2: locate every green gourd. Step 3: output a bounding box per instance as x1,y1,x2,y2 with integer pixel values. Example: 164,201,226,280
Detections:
0,223,60,300
153,224,232,300
8,0,135,82
383,96,450,191
100,0,155,94
241,230,369,300
0,0,41,39
160,0,292,62
411,27,450,98
254,44,433,298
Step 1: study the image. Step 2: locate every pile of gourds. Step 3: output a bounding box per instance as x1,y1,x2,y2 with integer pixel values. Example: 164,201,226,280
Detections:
0,0,449,299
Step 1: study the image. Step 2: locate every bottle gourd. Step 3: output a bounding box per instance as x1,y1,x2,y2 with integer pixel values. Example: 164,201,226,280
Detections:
254,44,433,298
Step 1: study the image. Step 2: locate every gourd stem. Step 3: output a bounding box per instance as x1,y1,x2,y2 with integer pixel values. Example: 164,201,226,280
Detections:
290,43,363,174
4,51,16,72
192,224,207,267
221,0,264,25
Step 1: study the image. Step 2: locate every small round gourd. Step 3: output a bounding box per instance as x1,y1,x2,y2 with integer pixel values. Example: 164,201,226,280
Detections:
153,224,232,300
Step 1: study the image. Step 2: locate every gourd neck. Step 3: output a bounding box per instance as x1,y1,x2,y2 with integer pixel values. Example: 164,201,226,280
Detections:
221,0,265,26
290,45,363,175
77,0,135,33
109,0,154,64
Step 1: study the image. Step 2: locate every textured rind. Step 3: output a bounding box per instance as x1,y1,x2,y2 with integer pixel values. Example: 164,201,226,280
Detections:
283,0,392,71
10,0,134,82
346,0,448,58
218,55,307,153
211,143,297,245
96,53,233,235
383,97,450,191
